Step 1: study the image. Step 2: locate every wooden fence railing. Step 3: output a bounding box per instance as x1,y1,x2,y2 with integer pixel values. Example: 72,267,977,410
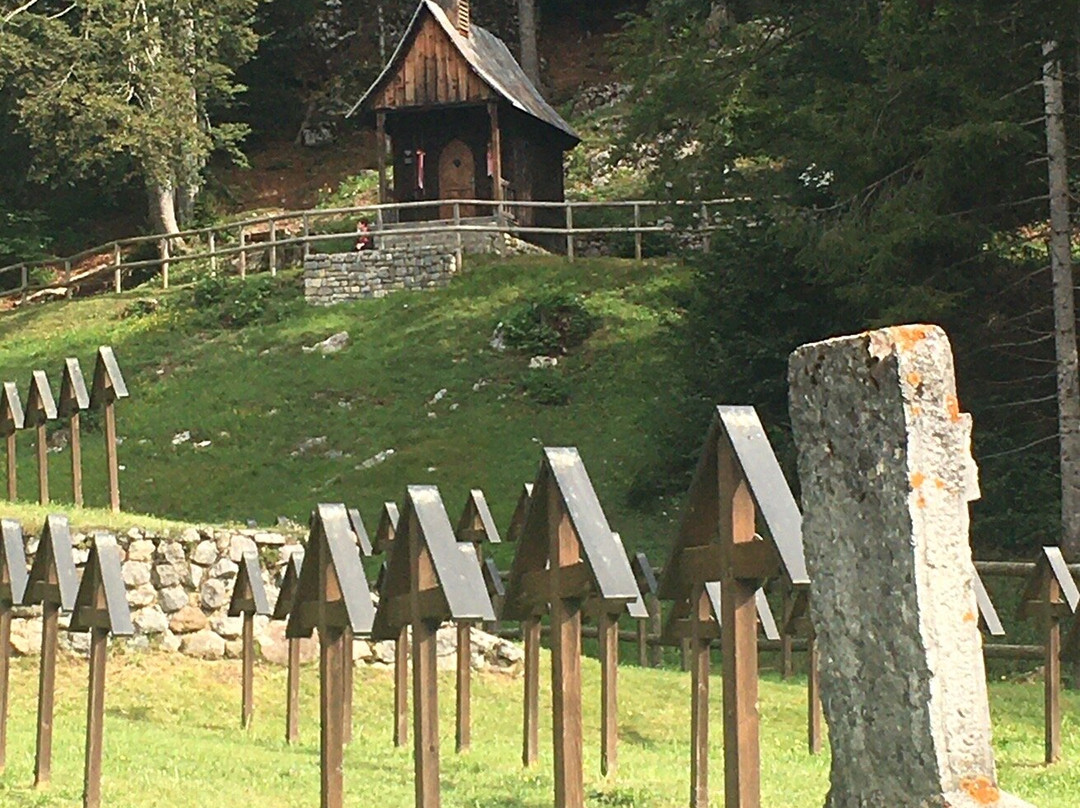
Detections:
0,197,744,300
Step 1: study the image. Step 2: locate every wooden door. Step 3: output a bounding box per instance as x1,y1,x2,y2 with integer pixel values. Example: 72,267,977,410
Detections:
439,139,476,219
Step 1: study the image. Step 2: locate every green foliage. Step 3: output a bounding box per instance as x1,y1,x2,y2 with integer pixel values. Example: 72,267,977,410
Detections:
188,272,296,328
316,171,380,209
520,367,572,406
501,289,600,356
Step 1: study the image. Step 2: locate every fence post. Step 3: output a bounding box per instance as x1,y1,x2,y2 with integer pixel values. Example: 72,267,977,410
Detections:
566,204,575,261
160,238,170,289
375,207,384,250
269,219,278,276
239,228,247,279
19,264,27,292
701,202,711,254
634,203,643,262
303,215,311,259
113,243,122,294
208,231,217,273
63,259,72,299
454,202,463,270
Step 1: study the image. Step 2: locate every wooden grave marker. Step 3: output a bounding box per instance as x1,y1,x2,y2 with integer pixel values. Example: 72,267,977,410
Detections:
58,359,91,508
631,552,661,667
503,448,640,808
342,507,374,744
24,371,57,506
287,504,376,808
25,513,79,787
69,533,133,808
376,500,410,747
272,551,304,744
658,406,809,808
372,485,495,808
1018,546,1079,764
0,384,23,501
584,529,650,778
973,572,1006,638
89,347,128,513
779,586,822,755
452,488,501,753
229,550,271,729
0,519,28,771
480,555,505,632
506,482,534,543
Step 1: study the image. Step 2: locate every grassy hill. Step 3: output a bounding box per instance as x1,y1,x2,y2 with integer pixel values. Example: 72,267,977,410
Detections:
0,255,686,564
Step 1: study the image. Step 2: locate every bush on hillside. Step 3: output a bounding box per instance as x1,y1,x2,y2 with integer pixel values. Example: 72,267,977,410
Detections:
501,289,599,356
520,367,572,406
188,272,296,328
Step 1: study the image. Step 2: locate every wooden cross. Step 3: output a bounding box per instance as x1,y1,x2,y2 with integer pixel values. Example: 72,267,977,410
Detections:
0,384,23,501
69,533,133,808
780,586,821,755
25,514,79,787
0,519,27,772
272,551,304,745
90,347,129,513
658,406,809,808
505,482,534,544
375,501,410,747
375,501,400,554
1018,546,1079,764
287,504,376,808
372,485,495,808
58,359,91,508
503,448,640,808
453,488,501,753
24,371,57,506
229,550,271,730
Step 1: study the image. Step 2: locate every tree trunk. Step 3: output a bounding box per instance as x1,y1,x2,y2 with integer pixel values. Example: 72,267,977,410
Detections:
147,181,181,235
377,3,387,64
517,0,540,89
1043,44,1080,589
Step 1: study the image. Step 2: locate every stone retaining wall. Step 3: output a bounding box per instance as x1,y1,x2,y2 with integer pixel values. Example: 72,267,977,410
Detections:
9,525,523,673
303,245,458,306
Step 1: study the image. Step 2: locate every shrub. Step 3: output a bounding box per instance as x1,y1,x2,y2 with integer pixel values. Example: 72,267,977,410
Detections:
501,289,599,356
520,367,572,406
188,273,290,328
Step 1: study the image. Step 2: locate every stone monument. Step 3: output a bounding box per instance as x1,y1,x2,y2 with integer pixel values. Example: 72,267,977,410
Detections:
788,324,1033,808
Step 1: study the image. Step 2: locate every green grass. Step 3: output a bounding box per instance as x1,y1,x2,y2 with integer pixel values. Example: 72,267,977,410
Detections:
0,256,687,566
0,650,1073,807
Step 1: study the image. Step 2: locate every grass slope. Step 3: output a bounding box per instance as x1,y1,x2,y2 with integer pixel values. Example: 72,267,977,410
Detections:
0,651,1074,807
0,256,684,563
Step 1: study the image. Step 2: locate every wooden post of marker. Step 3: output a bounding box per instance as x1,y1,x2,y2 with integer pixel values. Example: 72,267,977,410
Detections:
0,608,10,771
1045,573,1062,764
599,611,618,777
320,619,345,808
34,598,59,786
70,411,83,507
647,594,662,667
780,583,793,680
689,587,710,808
4,434,13,501
104,402,120,512
82,627,108,808
522,616,540,767
550,495,584,808
394,626,409,747
286,637,300,745
35,420,48,506
411,530,440,808
343,626,354,745
242,612,255,730
808,631,822,756
455,622,471,753
636,614,648,667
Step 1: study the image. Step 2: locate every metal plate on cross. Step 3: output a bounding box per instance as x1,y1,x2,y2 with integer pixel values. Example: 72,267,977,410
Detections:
0,519,28,607
69,533,134,635
0,383,24,436
456,488,501,544
24,370,57,427
25,514,79,611
973,572,1005,637
348,507,374,557
374,501,400,554
229,550,271,617
58,358,91,418
506,482,533,543
90,346,129,408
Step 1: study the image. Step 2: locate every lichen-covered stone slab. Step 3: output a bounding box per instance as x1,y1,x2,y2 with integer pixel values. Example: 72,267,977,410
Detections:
788,325,1034,808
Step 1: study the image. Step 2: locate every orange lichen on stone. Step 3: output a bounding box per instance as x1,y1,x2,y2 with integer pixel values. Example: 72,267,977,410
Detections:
910,472,926,489
907,371,922,387
890,325,930,352
960,775,1001,804
946,395,962,422
934,478,946,489
916,492,926,509
910,404,923,417
963,610,977,623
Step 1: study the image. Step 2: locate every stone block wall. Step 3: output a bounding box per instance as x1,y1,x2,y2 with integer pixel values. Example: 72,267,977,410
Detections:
303,245,458,306
9,525,524,673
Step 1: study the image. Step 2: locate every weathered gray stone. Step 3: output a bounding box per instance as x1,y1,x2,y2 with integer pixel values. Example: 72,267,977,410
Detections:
788,324,1033,808
192,540,218,565
128,583,157,608
122,560,151,587
160,541,186,566
161,630,182,653
210,615,243,640
127,539,155,562
152,563,183,589
200,578,228,610
181,630,226,660
133,606,169,635
209,558,239,579
158,586,189,613
228,535,256,563
170,605,208,634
